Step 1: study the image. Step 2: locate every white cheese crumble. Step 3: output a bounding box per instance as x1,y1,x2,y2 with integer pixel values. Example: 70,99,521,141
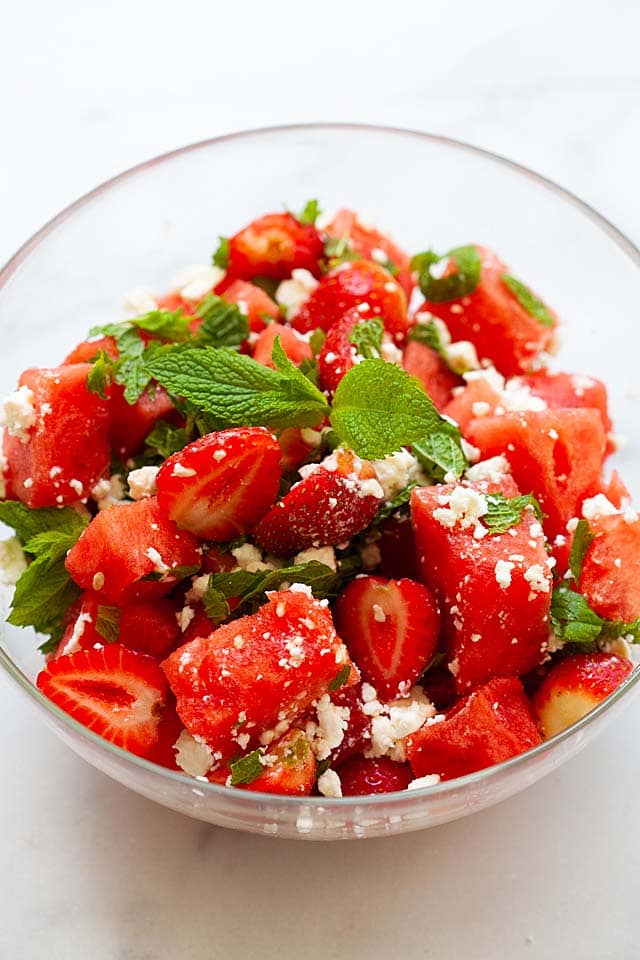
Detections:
372,448,426,501
61,611,93,656
494,560,514,589
186,574,210,604
123,287,158,316
144,547,170,574
380,339,404,365
581,494,619,520
127,465,160,500
177,605,196,633
316,768,343,798
524,563,551,594
294,546,337,572
91,474,126,510
0,537,27,586
446,340,480,375
232,543,277,573
465,455,510,483
173,264,224,301
173,730,215,778
275,268,319,319
407,774,441,790
0,385,36,442
372,603,386,623
364,685,435,762
433,485,488,538
304,694,350,760
464,367,547,413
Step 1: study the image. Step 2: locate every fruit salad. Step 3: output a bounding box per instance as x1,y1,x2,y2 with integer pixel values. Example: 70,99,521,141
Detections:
0,201,637,799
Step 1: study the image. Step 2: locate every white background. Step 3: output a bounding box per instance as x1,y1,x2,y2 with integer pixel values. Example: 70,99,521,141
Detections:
1,1,638,957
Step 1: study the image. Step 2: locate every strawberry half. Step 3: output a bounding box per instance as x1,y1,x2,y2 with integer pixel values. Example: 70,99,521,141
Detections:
337,756,413,796
37,644,168,758
227,212,324,280
532,652,633,739
334,575,440,700
253,449,383,556
156,426,282,540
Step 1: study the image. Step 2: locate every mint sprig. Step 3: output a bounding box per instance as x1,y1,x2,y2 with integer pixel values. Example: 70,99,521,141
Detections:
550,585,640,646
413,431,467,483
193,295,249,349
212,236,230,270
95,605,121,644
348,318,383,360
502,274,555,329
569,519,596,582
482,493,544,535
297,199,321,226
229,749,264,786
412,244,481,302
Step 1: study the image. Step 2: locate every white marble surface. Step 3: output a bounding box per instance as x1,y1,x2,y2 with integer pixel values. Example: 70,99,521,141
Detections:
1,1,639,957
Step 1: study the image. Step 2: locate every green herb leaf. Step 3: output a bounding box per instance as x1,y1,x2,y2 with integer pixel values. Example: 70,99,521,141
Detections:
315,757,332,779
298,357,319,386
131,309,192,342
144,421,190,458
205,560,338,617
212,236,230,270
323,235,358,270
412,244,481,302
229,749,265,786
193,295,249,349
330,359,458,460
372,483,420,524
481,492,544,535
202,586,231,626
0,501,87,544
95,605,121,644
297,199,321,226
328,664,351,692
309,328,326,356
413,430,467,483
348,318,383,360
569,520,596,583
502,274,555,329
550,586,604,644
144,342,330,432
86,351,115,399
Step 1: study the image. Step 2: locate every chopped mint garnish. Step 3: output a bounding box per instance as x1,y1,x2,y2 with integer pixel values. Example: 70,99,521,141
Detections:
297,199,322,226
568,519,596,582
212,236,230,270
412,244,481,302
229,749,264,786
482,492,544,535
502,274,555,328
348,318,383,360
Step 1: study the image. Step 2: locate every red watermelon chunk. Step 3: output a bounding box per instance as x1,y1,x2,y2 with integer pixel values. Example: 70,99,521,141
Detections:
411,477,552,692
2,365,110,507
402,340,462,412
406,677,541,780
467,408,606,540
161,588,357,759
523,370,613,443
578,512,640,623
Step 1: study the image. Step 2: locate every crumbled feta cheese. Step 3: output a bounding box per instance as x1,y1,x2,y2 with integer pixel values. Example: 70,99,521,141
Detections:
433,485,488,537
231,543,275,573
144,547,170,574
213,449,227,462
471,400,491,417
524,563,551,594
494,559,514,589
446,341,480,375
186,574,210,604
174,730,215,778
581,494,618,520
460,439,480,463
0,385,36,442
127,465,160,500
380,340,404,364
177,605,196,633
123,287,158,316
464,367,547,413
294,546,337,572
372,448,425,501
173,264,224,301
289,582,313,597
172,462,197,478
61,611,93,656
365,686,435,762
275,268,319,319
91,474,126,509
0,537,27,586
305,694,350,760
407,774,441,790
465,455,510,482
317,768,343,798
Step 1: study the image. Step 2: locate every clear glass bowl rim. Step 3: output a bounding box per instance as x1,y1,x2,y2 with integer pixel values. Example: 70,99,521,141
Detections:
1,121,638,809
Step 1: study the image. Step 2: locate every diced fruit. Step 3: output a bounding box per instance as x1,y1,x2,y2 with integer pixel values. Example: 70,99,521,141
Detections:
578,513,640,622
65,497,200,604
277,427,321,473
338,756,413,795
37,644,168,758
117,598,180,659
220,279,279,332
254,449,382,556
443,377,501,431
602,470,630,509
403,340,461,412
109,384,176,460
251,323,313,368
467,409,606,539
63,336,119,364
56,591,103,657
245,728,316,796
406,677,541,780
334,576,440,699
323,208,414,298
532,653,633,738
524,371,612,436
147,696,184,770
156,427,282,540
227,213,323,280
376,515,419,580
156,292,196,316
162,589,357,758
317,306,370,395
3,365,110,507
411,478,551,692
330,683,372,766
293,260,408,338
421,246,557,376
201,545,237,575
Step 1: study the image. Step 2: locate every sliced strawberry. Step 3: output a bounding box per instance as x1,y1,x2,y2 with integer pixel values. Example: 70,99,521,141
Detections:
245,728,316,796
162,588,357,758
317,306,371,395
55,591,103,657
37,644,168,758
220,279,279,333
227,212,324,280
65,496,201,604
334,576,440,700
532,652,633,739
156,427,282,540
251,323,313,368
201,545,237,575
293,260,408,338
337,756,413,796
254,449,383,557
323,208,415,298
402,340,462,412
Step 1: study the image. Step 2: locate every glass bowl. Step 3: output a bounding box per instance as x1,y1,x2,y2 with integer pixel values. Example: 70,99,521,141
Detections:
1,123,638,841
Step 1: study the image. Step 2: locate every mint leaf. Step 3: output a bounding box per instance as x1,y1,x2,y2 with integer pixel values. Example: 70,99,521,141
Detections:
413,430,467,482
328,664,351,692
86,351,115,399
193,295,249,348
202,587,231,626
95,605,121,644
409,318,447,355
348,318,383,360
550,586,604,644
0,501,87,544
309,328,326,356
144,343,330,431
230,749,264,786
297,199,321,226
145,421,190,458
330,359,455,459
323,235,358,270
205,560,338,617
569,520,596,582
412,244,481,302
483,493,544,535
372,483,420,524
502,274,555,329
212,236,230,270
131,309,192,342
